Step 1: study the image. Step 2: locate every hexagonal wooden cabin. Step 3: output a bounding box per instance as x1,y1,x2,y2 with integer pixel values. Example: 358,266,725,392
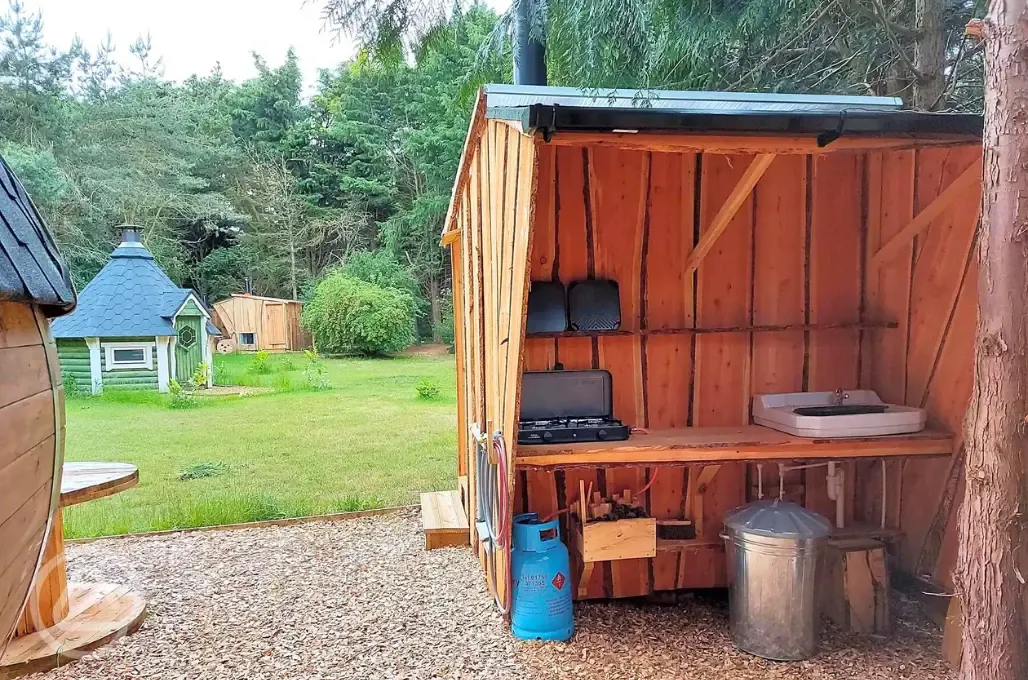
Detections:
0,155,77,657
441,85,982,620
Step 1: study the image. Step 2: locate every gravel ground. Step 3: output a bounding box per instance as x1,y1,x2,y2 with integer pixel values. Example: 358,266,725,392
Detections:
30,510,952,680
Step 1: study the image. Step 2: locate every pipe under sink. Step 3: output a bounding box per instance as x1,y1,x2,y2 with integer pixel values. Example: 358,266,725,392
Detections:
753,390,926,439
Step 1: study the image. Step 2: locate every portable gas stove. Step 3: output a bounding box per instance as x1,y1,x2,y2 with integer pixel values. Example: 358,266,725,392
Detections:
518,416,630,445
517,369,630,445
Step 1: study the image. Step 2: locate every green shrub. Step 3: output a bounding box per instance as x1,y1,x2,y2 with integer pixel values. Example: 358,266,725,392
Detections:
415,378,440,399
303,350,331,390
168,379,198,409
248,350,272,374
62,373,82,398
301,272,416,356
191,361,211,388
340,250,420,300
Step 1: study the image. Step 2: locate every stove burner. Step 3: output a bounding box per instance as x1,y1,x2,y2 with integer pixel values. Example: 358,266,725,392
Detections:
518,416,630,445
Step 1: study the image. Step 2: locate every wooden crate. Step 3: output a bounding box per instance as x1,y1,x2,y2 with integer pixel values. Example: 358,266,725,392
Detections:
572,515,657,563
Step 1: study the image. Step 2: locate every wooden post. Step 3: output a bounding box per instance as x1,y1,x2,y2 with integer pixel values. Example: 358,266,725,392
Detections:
955,7,1028,680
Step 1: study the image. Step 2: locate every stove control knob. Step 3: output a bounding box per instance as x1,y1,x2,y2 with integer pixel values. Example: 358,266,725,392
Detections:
597,428,609,441
542,431,553,442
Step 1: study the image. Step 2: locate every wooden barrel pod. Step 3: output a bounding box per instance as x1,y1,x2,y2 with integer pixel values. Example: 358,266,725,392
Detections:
0,154,77,660
0,303,65,645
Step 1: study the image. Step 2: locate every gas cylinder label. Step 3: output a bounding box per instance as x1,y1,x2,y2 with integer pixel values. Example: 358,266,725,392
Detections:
551,572,566,590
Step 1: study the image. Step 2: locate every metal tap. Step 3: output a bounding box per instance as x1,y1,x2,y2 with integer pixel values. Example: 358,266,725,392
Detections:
832,388,849,406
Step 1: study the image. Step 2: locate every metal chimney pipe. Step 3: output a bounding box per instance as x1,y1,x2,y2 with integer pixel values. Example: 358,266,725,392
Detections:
119,225,143,243
514,0,546,86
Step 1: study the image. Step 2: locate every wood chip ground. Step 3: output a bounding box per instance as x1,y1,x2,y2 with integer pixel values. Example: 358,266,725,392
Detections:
28,509,952,679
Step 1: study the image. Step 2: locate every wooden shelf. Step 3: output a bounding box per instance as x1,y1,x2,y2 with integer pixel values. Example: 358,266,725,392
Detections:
525,321,898,339
514,425,953,469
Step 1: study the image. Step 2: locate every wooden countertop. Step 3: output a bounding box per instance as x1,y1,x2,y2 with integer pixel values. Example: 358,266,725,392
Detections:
514,425,953,469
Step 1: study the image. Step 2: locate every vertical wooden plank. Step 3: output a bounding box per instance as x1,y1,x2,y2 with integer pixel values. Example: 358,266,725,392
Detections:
590,146,650,598
868,149,915,404
750,154,807,505
499,132,537,615
692,153,752,555
466,149,485,547
520,143,560,525
807,152,865,521
905,146,981,407
643,151,696,591
553,146,594,370
523,143,558,373
451,235,468,480
809,152,864,390
902,265,978,577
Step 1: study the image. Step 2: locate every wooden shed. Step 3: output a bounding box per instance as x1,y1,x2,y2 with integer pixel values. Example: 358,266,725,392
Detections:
441,85,982,624
212,294,310,352
0,155,77,657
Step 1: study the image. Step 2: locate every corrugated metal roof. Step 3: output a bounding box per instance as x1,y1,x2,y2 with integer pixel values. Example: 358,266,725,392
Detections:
51,239,219,338
0,154,76,315
484,84,904,115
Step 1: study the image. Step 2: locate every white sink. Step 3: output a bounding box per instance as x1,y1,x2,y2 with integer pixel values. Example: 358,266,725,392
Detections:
752,390,926,439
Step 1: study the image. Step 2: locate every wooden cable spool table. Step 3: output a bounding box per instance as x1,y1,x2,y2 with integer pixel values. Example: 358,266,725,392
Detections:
0,462,147,677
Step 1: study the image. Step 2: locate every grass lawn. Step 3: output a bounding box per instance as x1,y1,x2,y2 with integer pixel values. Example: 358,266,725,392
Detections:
62,352,457,538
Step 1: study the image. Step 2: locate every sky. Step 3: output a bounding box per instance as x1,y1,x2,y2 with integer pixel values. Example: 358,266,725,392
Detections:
23,0,511,87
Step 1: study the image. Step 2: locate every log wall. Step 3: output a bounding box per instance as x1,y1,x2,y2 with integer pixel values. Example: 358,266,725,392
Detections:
512,143,981,598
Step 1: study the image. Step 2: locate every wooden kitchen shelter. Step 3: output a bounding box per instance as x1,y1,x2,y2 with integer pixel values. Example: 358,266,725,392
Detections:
441,85,983,609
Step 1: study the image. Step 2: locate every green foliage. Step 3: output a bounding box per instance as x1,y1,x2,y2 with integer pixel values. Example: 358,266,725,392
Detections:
434,297,455,346
303,349,332,390
415,378,440,399
62,372,82,397
191,361,211,388
178,461,230,481
301,272,416,356
248,350,272,374
168,379,198,409
340,249,419,298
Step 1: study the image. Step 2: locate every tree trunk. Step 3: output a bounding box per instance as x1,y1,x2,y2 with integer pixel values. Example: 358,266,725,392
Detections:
955,4,1028,679
289,232,298,301
429,275,441,343
914,0,946,110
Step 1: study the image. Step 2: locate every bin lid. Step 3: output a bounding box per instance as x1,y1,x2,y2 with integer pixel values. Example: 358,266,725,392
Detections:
724,499,832,539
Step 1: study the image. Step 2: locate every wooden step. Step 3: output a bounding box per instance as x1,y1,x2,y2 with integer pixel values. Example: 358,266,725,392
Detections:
420,490,469,550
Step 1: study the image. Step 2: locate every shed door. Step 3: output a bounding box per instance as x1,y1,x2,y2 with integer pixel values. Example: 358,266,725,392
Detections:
175,315,203,382
264,303,287,348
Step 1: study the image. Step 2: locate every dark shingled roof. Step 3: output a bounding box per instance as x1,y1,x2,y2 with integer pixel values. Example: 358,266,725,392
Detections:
0,154,76,315
51,235,219,338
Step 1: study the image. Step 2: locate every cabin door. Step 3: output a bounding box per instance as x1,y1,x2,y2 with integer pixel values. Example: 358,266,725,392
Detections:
175,315,203,383
263,303,287,349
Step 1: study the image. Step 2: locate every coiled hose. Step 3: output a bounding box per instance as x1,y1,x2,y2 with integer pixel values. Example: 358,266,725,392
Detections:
475,429,512,614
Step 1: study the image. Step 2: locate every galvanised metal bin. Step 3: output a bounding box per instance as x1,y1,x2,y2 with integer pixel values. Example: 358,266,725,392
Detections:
722,500,832,661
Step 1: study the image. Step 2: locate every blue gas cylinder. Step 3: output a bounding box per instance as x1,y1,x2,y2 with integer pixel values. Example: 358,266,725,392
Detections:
510,512,574,641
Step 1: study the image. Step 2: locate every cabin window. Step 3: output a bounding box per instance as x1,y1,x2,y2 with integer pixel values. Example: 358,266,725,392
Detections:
104,342,154,370
239,332,256,346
